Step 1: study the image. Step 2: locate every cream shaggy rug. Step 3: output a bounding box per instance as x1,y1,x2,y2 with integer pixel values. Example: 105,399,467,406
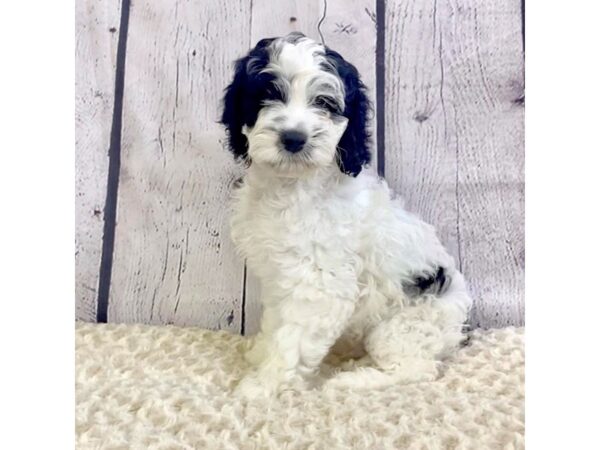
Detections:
75,323,524,449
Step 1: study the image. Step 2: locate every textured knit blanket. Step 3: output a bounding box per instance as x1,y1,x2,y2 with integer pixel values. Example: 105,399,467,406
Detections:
75,323,524,449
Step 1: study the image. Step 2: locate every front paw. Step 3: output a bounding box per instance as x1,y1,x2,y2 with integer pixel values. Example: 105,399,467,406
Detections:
244,342,267,366
234,373,275,400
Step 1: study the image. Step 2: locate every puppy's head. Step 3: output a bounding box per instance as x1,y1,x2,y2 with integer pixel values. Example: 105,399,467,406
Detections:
221,33,371,177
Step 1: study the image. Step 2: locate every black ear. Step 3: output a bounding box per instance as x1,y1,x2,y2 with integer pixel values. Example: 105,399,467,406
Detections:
324,49,372,176
221,56,250,160
221,38,275,161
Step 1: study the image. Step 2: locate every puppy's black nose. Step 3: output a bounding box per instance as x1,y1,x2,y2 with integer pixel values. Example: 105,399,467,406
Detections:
280,129,307,153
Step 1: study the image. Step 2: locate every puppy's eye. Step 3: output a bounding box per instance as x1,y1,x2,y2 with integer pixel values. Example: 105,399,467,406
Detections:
264,86,283,102
313,96,341,114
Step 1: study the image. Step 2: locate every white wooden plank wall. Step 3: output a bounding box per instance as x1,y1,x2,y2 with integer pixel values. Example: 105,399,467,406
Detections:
446,0,524,328
75,0,120,321
385,0,524,328
107,0,251,330
75,0,524,330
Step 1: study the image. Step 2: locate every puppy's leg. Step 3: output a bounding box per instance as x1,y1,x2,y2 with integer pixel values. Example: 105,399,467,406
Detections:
243,306,278,366
235,290,356,399
326,273,470,390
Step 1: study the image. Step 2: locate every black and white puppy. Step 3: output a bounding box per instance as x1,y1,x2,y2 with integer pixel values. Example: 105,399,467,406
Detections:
221,33,471,398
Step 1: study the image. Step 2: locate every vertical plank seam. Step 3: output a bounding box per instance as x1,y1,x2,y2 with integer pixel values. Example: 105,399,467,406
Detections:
521,0,525,53
521,0,525,106
433,0,462,273
96,0,131,323
375,0,385,177
520,0,525,328
240,265,247,335
248,0,254,45
241,0,254,335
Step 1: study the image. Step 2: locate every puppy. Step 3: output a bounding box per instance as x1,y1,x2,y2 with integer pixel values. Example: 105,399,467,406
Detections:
220,33,472,398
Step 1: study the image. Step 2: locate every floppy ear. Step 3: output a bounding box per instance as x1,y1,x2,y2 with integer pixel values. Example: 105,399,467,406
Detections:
221,38,275,161
221,56,250,161
325,49,372,176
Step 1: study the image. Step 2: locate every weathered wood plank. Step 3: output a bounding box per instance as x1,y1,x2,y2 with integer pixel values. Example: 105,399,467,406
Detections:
441,0,524,327
385,0,524,327
75,0,121,321
384,0,461,260
77,0,523,330
107,0,251,330
249,0,322,38
243,0,378,335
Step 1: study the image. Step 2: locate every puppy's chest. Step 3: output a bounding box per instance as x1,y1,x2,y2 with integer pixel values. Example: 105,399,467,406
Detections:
233,186,359,258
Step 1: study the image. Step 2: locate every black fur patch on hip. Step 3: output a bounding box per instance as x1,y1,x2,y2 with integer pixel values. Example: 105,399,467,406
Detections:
403,266,452,298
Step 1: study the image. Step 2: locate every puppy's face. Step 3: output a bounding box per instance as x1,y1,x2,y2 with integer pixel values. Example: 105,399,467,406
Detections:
221,33,371,177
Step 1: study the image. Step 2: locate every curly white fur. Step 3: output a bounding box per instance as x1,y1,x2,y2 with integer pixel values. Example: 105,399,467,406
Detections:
231,164,472,397
223,34,473,398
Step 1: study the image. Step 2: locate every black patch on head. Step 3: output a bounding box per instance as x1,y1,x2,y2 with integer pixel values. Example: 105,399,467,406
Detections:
322,48,372,177
221,36,371,174
220,38,280,161
404,266,452,298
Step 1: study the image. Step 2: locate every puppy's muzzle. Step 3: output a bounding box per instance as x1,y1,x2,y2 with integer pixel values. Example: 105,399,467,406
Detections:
280,129,307,153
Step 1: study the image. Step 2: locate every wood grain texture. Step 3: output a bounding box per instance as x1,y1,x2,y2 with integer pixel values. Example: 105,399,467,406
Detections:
243,0,377,335
385,0,524,327
76,0,524,330
75,0,121,321
384,0,461,259
442,0,524,327
107,0,251,330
